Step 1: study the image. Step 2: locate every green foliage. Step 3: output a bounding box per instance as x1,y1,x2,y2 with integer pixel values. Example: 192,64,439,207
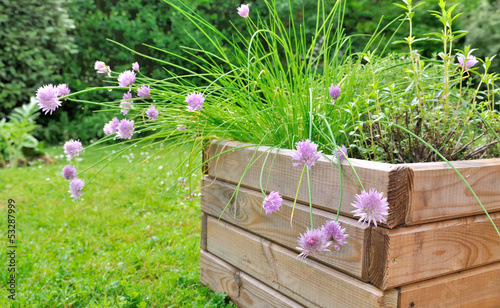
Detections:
343,0,480,56
38,0,253,144
0,145,235,307
6,0,484,145
53,0,500,172
37,108,111,144
336,0,500,163
66,0,174,82
79,0,363,157
464,0,500,73
0,99,45,167
0,0,77,113
63,0,258,90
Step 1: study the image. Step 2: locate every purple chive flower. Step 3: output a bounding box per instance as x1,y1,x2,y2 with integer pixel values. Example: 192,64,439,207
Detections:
123,91,133,100
103,123,113,136
94,61,109,74
56,84,71,100
117,119,135,139
118,70,136,88
291,139,322,169
146,105,159,120
69,178,84,200
120,101,133,115
262,191,283,215
321,221,348,251
132,62,140,72
64,140,84,161
36,84,61,115
237,4,250,18
103,117,120,135
335,145,348,162
120,92,133,115
296,228,330,258
351,189,389,227
329,84,341,103
457,54,479,70
177,124,186,131
62,165,77,180
137,85,151,98
185,92,205,111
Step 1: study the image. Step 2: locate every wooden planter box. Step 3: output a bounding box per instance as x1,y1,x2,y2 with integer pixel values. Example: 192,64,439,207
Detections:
200,141,500,307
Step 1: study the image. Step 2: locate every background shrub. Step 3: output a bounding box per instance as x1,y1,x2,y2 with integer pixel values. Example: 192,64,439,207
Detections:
464,0,500,73
342,0,480,56
38,0,253,144
0,0,76,114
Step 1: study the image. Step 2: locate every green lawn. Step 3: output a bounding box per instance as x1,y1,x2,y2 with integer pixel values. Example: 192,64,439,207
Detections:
0,143,234,307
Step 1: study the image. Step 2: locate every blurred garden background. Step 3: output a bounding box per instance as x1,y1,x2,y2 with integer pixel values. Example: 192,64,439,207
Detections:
1,0,499,306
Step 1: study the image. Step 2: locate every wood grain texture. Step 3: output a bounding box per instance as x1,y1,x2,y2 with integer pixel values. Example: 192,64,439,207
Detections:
206,216,398,308
406,159,500,224
200,249,239,299
398,261,500,308
201,177,371,280
200,250,305,308
200,212,207,250
370,212,500,290
207,141,500,227
206,140,409,228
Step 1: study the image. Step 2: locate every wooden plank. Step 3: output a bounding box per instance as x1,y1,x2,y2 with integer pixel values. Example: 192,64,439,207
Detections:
206,140,410,228
200,212,207,250
206,216,398,308
370,212,500,290
398,261,500,308
200,250,305,308
406,159,500,225
200,249,239,299
201,177,370,280
206,141,500,227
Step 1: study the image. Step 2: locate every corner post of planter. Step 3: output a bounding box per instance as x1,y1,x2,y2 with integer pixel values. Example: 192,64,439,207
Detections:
369,227,390,290
386,165,413,228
